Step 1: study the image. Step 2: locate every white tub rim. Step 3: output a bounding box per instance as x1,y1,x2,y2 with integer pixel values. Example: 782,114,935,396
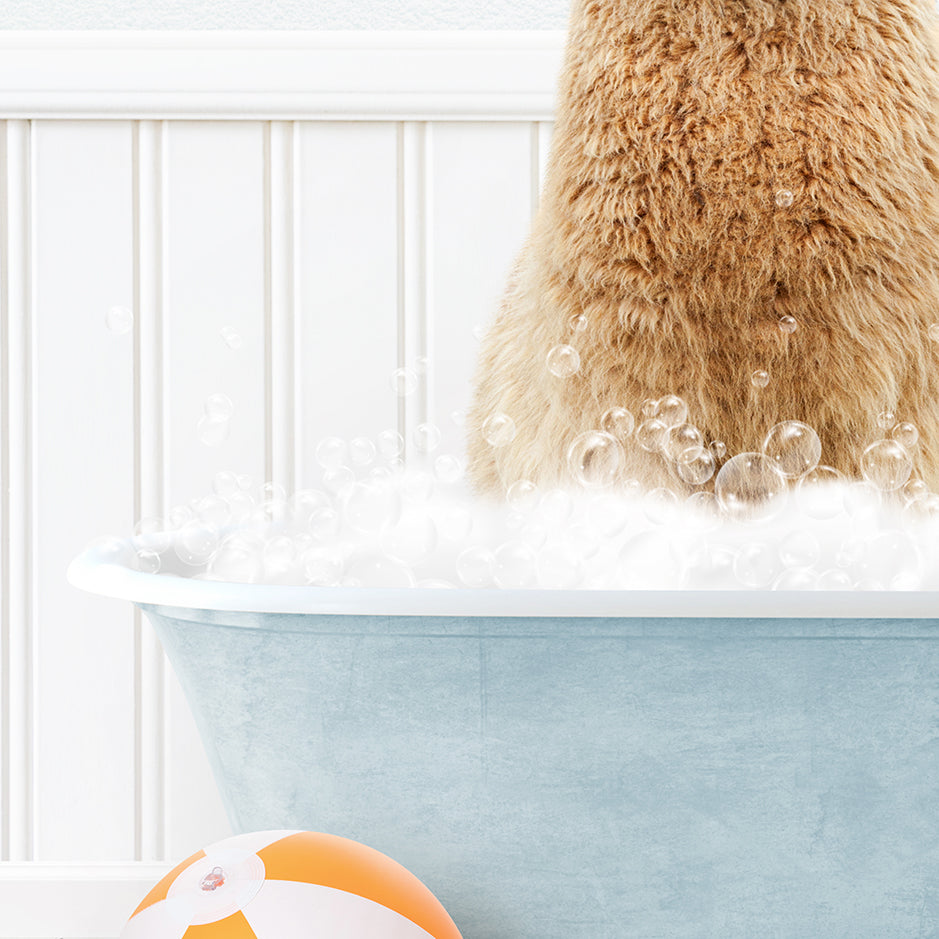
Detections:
67,539,939,619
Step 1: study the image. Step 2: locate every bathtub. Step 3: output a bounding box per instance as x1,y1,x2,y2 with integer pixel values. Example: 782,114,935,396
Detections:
68,541,939,939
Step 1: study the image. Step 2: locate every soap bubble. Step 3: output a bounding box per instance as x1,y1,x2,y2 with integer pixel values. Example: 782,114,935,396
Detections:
773,568,818,590
635,419,668,452
315,437,347,471
412,423,441,453
174,522,220,566
290,489,330,527
567,431,624,488
413,355,429,376
309,506,341,541
751,370,770,389
390,367,418,397
709,440,727,461
207,533,262,583
665,423,704,462
434,455,464,485
675,448,716,485
346,553,414,588
449,409,466,427
483,412,517,447
640,398,658,418
345,480,401,534
600,406,635,441
654,395,688,428
260,482,287,504
546,344,581,378
890,422,919,449
377,429,404,459
456,546,495,587
195,494,231,527
204,393,234,422
212,470,241,499
381,512,437,565
538,543,584,589
733,542,778,588
220,326,243,349
569,313,588,333
227,490,255,524
929,323,939,343
105,305,133,334
519,520,549,550
775,189,794,208
493,540,537,588
197,416,230,447
540,488,574,526
321,466,355,499
817,569,853,590
860,439,913,491
762,421,822,478
349,436,377,467
302,547,343,586
877,409,896,430
402,470,435,502
715,452,787,522
134,549,162,574
567,523,601,559
133,516,171,554
779,530,821,568
796,465,847,519
901,479,929,504
507,479,539,510
585,492,631,537
642,487,679,525
778,315,798,334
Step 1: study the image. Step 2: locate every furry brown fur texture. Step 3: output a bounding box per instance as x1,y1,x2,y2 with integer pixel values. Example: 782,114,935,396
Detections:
467,0,939,497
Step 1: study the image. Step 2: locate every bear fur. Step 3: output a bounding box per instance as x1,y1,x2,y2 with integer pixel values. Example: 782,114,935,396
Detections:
466,0,939,497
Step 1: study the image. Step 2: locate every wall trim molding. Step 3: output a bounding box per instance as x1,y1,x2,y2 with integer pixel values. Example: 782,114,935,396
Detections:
0,861,170,937
0,30,565,120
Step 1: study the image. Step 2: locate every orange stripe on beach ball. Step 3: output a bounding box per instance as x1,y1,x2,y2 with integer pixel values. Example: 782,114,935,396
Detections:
258,832,462,939
182,910,256,938
132,849,207,917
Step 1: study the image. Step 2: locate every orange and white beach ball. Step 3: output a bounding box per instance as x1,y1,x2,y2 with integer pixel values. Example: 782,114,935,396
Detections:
121,829,463,939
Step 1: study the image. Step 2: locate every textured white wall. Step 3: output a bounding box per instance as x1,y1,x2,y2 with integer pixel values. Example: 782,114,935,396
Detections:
0,0,571,29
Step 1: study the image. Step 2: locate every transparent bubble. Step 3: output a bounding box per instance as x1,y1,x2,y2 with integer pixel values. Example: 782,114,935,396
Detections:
709,440,727,461
642,487,679,526
546,344,581,378
567,523,601,559
537,543,584,589
220,326,244,349
134,549,162,574
212,470,241,499
472,324,486,341
654,395,688,428
483,412,517,447
377,429,404,459
817,569,853,590
507,479,539,510
929,323,939,343
585,492,631,538
207,533,262,583
198,415,230,447
402,470,435,503
390,367,418,397
289,489,330,527
434,455,464,485
302,547,343,586
456,546,495,587
779,530,821,568
733,542,778,588
635,419,668,452
204,394,234,422
227,491,255,524
675,448,716,485
412,422,442,453
105,305,133,335
860,439,913,491
714,452,787,522
345,480,401,534
314,437,347,471
349,437,377,467
600,406,635,441
665,423,704,462
775,189,794,208
450,409,467,428
772,568,818,590
877,409,896,430
166,504,194,530
309,506,342,541
493,540,537,588
346,553,414,588
133,516,172,554
414,355,429,376
195,494,231,527
567,431,624,488
173,522,220,566
519,520,549,550
322,466,355,500
795,465,847,519
640,398,659,418
751,370,770,389
684,491,721,527
890,422,919,449
569,313,588,333
762,421,822,478
902,479,929,504
539,489,574,526
259,481,287,504
858,530,920,586
778,315,798,334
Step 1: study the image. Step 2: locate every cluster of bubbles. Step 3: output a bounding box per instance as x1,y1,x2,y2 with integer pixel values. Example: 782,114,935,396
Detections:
96,395,939,591
197,394,235,447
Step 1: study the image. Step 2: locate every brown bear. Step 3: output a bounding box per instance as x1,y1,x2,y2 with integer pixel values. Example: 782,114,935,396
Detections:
466,0,939,499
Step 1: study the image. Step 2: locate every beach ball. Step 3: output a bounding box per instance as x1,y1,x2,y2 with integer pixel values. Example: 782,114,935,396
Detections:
121,829,463,939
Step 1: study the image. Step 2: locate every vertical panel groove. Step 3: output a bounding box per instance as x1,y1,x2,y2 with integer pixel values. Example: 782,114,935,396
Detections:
0,119,8,864
4,119,34,861
397,121,430,463
291,121,303,489
263,122,273,488
134,120,166,862
268,120,296,493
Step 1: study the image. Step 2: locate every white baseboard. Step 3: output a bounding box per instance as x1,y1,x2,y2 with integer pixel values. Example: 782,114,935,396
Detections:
0,863,170,938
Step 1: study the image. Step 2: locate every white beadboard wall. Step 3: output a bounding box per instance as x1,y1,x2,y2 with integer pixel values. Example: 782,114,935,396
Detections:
0,31,561,938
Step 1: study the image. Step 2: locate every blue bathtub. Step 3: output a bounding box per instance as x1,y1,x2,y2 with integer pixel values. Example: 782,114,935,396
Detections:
69,543,939,938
